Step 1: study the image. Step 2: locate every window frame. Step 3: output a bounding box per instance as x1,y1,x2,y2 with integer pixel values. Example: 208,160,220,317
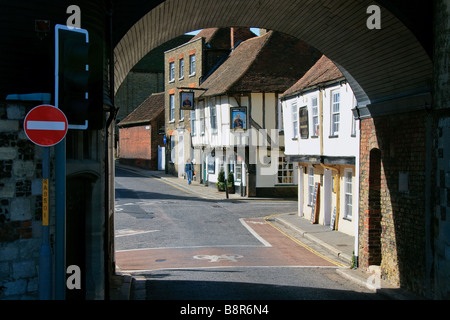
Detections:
169,61,175,82
169,94,175,122
344,168,353,220
330,90,340,137
292,101,298,139
199,103,205,135
190,109,197,136
189,54,196,76
311,96,319,137
277,156,295,185
179,58,184,79
210,100,217,133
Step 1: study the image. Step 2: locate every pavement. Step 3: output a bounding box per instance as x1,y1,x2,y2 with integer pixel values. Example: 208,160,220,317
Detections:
109,162,423,300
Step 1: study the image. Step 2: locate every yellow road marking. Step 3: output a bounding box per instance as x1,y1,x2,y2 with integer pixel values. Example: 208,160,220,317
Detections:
264,213,347,267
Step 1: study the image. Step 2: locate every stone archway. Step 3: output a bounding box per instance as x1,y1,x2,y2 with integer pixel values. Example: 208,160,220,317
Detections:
110,0,437,296
113,0,432,110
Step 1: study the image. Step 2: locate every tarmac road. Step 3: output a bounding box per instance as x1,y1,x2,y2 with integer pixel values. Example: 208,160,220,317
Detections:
113,165,383,301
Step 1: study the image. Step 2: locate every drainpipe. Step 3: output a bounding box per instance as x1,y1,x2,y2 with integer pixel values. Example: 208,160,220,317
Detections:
353,98,361,269
319,87,324,156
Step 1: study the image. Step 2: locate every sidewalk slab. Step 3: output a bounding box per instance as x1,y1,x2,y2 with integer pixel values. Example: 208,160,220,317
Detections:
274,213,355,266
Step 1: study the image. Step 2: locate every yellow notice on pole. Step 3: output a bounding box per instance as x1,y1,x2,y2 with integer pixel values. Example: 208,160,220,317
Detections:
42,179,49,226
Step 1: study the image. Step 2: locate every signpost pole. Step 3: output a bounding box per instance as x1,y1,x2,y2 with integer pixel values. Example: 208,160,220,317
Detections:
39,146,51,299
23,104,68,300
54,139,66,300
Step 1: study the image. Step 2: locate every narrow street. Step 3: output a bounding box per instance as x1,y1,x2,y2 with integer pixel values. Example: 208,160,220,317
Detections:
114,165,383,301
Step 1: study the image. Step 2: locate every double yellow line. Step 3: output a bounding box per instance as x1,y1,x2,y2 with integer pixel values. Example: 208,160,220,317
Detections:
264,213,347,267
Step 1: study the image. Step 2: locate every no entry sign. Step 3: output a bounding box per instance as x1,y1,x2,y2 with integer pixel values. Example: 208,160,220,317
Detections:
24,105,68,147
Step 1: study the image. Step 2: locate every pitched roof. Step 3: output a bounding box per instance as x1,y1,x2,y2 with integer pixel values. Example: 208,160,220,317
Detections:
280,55,345,99
189,27,256,49
199,31,321,97
118,92,164,127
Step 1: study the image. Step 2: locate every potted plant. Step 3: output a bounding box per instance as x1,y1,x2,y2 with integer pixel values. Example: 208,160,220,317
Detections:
227,171,235,194
216,169,225,191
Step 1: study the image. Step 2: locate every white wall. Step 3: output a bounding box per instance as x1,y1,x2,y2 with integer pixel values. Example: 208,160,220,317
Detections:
282,82,358,159
192,92,289,188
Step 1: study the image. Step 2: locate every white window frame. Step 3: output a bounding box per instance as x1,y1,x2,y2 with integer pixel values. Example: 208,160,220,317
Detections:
169,61,175,82
277,99,284,133
308,166,314,206
189,54,196,76
277,156,295,185
169,94,175,122
210,101,217,133
344,168,353,220
331,90,340,136
292,101,298,139
199,103,205,135
311,96,319,137
179,58,184,79
190,109,197,136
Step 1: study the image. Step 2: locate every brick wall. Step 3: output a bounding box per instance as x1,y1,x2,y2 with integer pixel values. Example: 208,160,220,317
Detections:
119,126,152,160
118,113,164,170
115,71,164,123
0,101,46,299
359,110,427,294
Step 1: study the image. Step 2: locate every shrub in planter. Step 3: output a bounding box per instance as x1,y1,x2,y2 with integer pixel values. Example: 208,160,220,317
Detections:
217,169,225,191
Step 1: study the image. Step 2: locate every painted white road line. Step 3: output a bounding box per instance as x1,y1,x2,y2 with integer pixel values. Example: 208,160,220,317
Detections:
115,229,160,237
239,218,272,247
193,254,244,263
119,265,345,273
116,244,262,253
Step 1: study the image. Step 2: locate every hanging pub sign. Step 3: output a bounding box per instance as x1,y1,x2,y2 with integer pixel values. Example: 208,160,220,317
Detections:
180,91,194,110
230,107,247,131
299,106,309,139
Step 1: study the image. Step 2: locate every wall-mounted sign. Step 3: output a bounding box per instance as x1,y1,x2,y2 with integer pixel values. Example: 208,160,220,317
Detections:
231,107,247,131
180,91,194,110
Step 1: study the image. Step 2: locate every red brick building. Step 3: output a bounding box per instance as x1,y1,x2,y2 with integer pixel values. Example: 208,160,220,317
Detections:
118,92,165,170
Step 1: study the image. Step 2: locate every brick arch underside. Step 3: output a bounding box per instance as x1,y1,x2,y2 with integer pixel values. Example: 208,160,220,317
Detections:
114,0,432,106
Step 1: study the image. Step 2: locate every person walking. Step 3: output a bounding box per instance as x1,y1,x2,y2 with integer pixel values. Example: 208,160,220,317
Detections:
184,158,194,185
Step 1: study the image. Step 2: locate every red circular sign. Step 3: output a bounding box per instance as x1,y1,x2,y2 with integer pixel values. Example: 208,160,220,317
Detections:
24,105,68,147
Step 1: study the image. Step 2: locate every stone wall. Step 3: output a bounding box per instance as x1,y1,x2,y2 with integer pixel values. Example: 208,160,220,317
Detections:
432,0,450,300
0,101,49,299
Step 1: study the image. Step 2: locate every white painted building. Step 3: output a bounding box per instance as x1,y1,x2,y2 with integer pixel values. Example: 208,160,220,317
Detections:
281,55,360,236
191,31,321,197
